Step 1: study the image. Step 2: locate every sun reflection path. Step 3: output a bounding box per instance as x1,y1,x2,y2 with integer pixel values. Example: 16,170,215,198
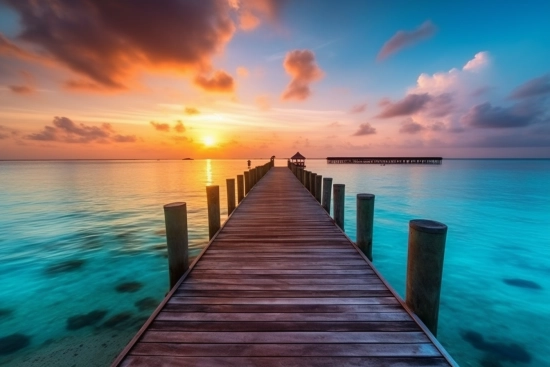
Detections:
206,159,212,185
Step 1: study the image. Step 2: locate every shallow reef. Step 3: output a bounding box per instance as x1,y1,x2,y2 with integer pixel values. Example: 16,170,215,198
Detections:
66,310,108,330
115,281,143,293
0,333,31,355
45,259,86,275
462,330,531,365
503,278,543,290
135,297,159,312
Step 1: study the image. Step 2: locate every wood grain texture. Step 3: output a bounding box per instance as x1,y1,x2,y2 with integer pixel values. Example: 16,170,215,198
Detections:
113,167,454,367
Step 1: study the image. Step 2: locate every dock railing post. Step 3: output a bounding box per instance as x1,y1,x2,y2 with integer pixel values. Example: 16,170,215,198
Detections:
356,194,375,261
237,175,244,203
226,178,236,215
163,202,189,288
322,177,332,213
304,170,310,189
315,175,322,203
244,171,250,195
333,184,345,230
406,219,447,336
310,173,317,196
206,185,221,239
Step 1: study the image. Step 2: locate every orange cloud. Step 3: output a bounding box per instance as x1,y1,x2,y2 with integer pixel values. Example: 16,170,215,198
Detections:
378,21,437,60
184,107,200,115
9,85,34,94
281,50,324,101
174,120,186,133
150,121,170,132
194,70,235,93
237,66,249,77
3,1,236,90
231,0,286,30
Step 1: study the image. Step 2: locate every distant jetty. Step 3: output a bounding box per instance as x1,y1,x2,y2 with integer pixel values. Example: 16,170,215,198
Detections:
327,157,442,165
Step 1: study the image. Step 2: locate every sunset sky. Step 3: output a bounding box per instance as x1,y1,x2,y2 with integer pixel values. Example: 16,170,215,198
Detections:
1,0,549,159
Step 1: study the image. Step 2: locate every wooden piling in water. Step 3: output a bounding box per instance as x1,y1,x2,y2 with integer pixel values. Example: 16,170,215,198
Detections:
310,173,317,195
357,193,375,261
226,178,236,215
206,185,220,239
322,177,332,213
406,219,447,336
163,202,189,288
333,184,345,230
237,175,244,203
244,171,250,195
315,175,322,203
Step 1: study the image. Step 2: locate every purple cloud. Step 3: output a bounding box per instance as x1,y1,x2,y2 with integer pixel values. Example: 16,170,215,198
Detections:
349,103,367,114
377,93,431,118
509,74,550,100
377,21,437,60
399,119,425,134
27,116,134,143
352,123,377,136
461,102,540,128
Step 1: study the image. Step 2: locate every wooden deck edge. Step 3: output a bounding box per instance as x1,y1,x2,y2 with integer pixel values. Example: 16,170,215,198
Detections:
291,170,459,367
110,167,274,366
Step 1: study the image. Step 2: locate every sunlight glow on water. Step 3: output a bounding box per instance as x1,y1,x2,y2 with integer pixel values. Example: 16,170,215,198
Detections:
0,159,549,366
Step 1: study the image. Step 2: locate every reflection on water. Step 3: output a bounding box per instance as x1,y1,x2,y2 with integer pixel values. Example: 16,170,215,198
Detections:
0,159,549,367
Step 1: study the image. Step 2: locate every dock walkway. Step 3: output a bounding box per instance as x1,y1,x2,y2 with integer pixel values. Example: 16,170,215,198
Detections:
113,167,456,366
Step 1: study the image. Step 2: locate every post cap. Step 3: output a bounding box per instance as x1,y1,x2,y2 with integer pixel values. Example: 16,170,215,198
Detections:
164,202,186,209
409,219,447,234
357,193,375,200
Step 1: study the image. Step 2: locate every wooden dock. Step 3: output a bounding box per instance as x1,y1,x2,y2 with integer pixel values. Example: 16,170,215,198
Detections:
113,167,456,366
327,157,442,164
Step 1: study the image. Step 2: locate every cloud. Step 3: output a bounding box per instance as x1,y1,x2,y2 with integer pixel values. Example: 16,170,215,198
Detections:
64,79,106,91
327,121,342,128
150,121,170,132
230,0,286,30
174,120,185,133
461,102,541,128
377,21,437,60
0,33,34,59
184,107,200,115
509,74,550,100
377,93,432,118
349,103,367,114
3,0,236,89
9,85,34,94
255,95,271,111
352,123,377,136
194,70,235,93
281,50,324,101
27,116,134,143
237,66,249,77
463,51,490,71
0,125,19,140
400,119,425,134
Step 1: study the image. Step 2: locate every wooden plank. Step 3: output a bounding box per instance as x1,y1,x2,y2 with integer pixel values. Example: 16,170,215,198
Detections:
156,312,411,322
141,331,430,344
167,297,400,305
162,303,406,313
130,343,441,357
121,356,450,367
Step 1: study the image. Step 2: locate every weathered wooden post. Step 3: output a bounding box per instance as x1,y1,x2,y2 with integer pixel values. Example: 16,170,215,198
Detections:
304,170,310,189
226,178,236,215
206,185,220,239
322,177,332,213
315,175,322,203
406,219,447,336
333,184,345,230
310,173,317,195
163,202,189,288
244,171,250,195
237,175,244,203
356,194,375,261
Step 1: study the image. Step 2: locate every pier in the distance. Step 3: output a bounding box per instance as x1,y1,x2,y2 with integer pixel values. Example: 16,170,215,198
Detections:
112,165,456,366
327,157,443,164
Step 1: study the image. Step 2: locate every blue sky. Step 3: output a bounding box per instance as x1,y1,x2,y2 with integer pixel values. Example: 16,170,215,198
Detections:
0,0,549,158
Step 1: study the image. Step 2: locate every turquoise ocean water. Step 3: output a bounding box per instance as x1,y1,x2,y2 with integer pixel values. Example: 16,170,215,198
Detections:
0,159,549,366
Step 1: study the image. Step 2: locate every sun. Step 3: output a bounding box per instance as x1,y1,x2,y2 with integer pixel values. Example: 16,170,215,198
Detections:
203,136,215,147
